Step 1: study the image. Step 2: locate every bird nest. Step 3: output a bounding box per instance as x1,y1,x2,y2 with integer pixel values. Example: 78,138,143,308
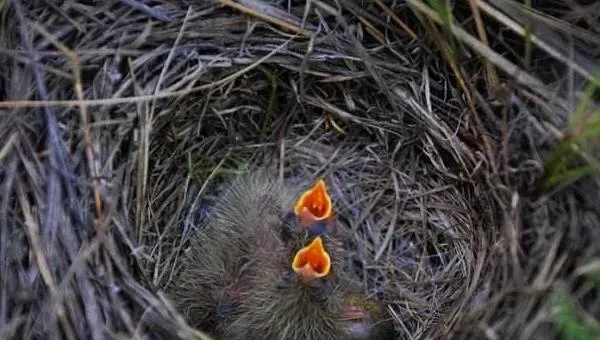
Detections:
1,1,599,339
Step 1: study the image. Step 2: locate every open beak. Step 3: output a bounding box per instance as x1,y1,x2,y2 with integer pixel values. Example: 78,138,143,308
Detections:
292,236,331,282
294,179,332,226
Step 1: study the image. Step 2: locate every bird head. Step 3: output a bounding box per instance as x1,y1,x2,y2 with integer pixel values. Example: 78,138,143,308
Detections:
291,235,332,283
294,179,332,225
290,179,341,239
340,293,397,340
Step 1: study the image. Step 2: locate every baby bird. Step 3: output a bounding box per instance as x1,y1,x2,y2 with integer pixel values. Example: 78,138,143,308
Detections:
169,170,396,340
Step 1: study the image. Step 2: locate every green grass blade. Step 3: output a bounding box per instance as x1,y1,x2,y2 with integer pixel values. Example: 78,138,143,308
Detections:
552,292,594,340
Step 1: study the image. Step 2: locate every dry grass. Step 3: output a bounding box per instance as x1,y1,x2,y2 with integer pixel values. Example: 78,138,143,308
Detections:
0,0,599,339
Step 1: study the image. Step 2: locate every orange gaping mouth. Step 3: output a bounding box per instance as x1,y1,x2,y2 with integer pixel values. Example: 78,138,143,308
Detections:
294,179,332,222
292,236,331,282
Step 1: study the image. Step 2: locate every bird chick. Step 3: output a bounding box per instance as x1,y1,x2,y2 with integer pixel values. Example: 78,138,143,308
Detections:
340,293,397,340
169,171,395,340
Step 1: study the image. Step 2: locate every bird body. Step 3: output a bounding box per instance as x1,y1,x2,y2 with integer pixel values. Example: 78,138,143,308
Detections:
169,170,395,340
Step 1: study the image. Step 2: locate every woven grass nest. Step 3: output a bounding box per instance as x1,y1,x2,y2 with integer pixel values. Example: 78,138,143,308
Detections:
1,0,599,339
